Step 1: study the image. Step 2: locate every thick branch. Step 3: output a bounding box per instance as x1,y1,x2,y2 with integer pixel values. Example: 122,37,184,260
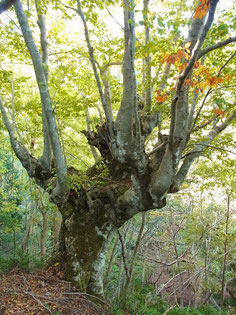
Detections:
14,0,67,200
115,0,139,144
0,0,16,14
169,0,219,167
100,66,114,121
36,2,51,173
143,0,152,110
85,108,99,162
198,36,236,59
0,97,37,177
178,0,219,90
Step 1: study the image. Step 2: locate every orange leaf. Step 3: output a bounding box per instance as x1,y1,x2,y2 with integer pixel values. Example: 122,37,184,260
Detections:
166,54,177,64
208,76,218,88
194,61,200,69
184,79,193,86
179,62,188,72
176,49,185,60
225,74,231,82
214,108,225,118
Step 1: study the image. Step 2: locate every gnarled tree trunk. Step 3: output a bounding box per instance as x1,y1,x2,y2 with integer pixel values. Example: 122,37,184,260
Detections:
1,0,236,300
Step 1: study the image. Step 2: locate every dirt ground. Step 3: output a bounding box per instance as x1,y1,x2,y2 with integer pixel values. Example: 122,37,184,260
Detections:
0,264,108,315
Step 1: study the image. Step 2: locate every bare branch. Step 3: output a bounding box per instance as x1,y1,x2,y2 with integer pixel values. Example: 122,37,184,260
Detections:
181,143,236,159
106,7,124,30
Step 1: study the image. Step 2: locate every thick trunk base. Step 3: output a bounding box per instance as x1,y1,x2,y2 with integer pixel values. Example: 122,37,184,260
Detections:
59,197,114,297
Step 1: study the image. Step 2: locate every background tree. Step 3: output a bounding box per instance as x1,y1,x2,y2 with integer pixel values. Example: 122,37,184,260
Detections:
0,0,235,298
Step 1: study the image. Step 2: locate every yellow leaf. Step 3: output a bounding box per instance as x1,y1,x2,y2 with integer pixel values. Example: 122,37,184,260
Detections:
184,42,191,49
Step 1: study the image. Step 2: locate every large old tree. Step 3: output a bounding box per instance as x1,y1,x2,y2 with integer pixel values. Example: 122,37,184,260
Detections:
0,0,235,297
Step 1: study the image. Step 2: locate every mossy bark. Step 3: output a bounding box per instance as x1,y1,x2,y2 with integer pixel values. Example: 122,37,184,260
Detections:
58,187,116,298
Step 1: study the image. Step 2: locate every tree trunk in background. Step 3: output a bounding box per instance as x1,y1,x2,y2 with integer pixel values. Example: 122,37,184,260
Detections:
52,211,61,252
21,215,32,253
221,194,230,305
104,235,118,288
39,207,48,257
122,213,146,298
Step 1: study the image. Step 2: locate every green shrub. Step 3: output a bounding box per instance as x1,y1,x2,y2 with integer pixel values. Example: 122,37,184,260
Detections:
0,250,45,273
168,305,228,315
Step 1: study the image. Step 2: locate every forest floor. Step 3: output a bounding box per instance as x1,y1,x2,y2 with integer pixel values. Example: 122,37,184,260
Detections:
0,263,108,315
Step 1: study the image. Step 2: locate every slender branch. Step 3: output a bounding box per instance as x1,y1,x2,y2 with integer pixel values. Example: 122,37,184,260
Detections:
106,7,124,30
193,114,222,131
123,212,146,296
190,51,236,133
181,143,236,159
170,109,236,192
198,36,236,59
148,140,168,156
77,0,113,132
191,87,213,132
218,51,236,73
5,12,21,30
103,61,122,68
9,80,25,143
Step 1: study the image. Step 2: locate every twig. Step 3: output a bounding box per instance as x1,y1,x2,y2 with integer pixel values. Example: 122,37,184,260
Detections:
163,305,175,315
63,292,110,307
191,51,236,132
30,293,53,314
5,289,53,314
106,7,124,30
181,143,236,159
